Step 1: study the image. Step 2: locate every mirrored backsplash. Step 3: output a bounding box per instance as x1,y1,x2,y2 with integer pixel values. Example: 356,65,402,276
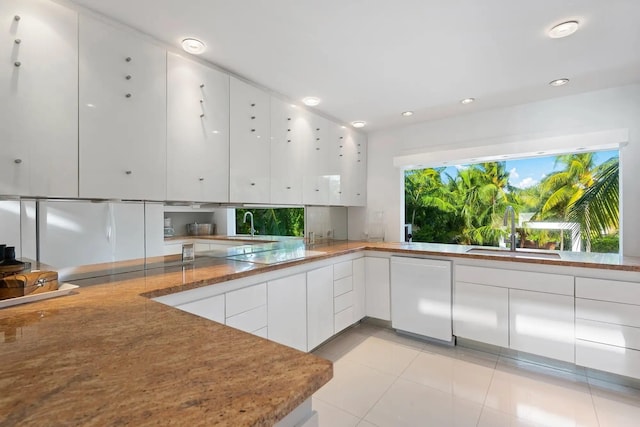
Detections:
0,199,348,282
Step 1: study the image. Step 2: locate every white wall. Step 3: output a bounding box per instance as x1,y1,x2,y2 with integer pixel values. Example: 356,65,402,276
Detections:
361,84,640,256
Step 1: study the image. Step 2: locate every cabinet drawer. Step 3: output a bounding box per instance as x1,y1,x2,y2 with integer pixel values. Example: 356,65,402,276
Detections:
334,261,353,280
335,306,354,334
226,305,267,333
226,283,267,317
335,291,353,314
455,265,573,296
576,298,640,328
576,277,640,305
253,326,268,339
176,294,225,323
334,276,353,296
576,318,640,351
576,339,640,379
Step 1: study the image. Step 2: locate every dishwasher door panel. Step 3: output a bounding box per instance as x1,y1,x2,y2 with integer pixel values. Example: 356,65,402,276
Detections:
391,256,452,342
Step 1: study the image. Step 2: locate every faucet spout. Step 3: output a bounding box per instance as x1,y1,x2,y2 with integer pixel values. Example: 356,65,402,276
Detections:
503,206,517,251
243,211,255,237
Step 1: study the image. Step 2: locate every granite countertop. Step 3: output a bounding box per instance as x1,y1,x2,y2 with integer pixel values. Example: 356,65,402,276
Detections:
0,255,337,426
2,239,639,426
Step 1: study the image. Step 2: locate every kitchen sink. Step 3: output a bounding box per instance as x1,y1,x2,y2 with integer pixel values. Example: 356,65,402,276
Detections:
465,247,562,260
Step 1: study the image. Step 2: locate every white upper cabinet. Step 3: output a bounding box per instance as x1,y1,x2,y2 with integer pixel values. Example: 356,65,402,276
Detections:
229,76,270,203
346,132,367,206
269,97,308,205
167,53,229,202
0,0,78,198
79,15,166,200
303,113,334,205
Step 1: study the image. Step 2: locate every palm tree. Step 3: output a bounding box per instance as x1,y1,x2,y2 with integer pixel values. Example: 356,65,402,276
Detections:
538,153,619,252
567,157,619,245
538,153,596,220
405,168,454,226
449,162,517,245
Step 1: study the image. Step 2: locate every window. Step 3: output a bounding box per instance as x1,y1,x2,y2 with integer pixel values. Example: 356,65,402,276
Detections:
235,208,304,237
404,150,619,253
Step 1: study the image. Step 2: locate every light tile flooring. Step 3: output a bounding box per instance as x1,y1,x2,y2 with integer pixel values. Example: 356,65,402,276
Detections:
311,322,640,427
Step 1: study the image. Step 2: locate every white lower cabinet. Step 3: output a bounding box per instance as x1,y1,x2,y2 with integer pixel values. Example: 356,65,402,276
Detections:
575,277,640,379
509,289,575,363
453,264,575,364
268,273,307,352
176,294,225,324
333,261,354,334
391,257,452,342
307,266,334,350
226,305,267,334
453,282,509,348
365,257,390,321
352,258,366,322
225,283,267,335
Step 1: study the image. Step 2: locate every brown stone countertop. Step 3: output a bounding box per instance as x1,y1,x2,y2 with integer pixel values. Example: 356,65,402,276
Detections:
0,254,341,426
2,240,640,426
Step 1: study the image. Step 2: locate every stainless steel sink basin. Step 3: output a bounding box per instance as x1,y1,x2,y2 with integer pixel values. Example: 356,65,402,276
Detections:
465,247,562,260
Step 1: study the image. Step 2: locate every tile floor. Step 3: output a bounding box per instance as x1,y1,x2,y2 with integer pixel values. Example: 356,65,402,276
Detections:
311,321,640,427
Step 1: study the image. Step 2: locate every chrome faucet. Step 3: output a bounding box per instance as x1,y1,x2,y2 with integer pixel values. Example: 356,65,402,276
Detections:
243,211,255,237
503,206,517,251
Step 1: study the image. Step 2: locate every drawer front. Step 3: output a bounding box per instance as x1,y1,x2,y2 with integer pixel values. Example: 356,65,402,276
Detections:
225,283,267,317
253,326,268,339
334,306,354,334
455,265,573,295
333,261,353,280
576,277,640,305
334,276,353,296
576,339,640,379
176,294,225,323
334,291,353,314
576,318,640,351
576,298,640,328
226,305,267,333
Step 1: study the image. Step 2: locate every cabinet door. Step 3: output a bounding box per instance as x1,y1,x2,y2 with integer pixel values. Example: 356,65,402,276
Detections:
229,76,270,203
167,53,229,202
268,273,307,351
270,97,307,204
352,258,366,322
453,282,508,347
302,114,333,205
509,289,575,363
391,257,452,342
0,0,78,197
79,15,166,200
365,257,391,320
307,266,334,350
350,133,367,207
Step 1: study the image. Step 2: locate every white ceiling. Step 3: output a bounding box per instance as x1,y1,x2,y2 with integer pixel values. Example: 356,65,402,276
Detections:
67,0,640,132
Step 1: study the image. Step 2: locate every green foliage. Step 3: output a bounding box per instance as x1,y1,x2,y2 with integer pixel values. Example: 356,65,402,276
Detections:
405,153,619,253
590,234,619,253
236,208,304,236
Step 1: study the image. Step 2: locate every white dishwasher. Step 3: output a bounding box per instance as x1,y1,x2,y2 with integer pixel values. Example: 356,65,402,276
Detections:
390,256,453,342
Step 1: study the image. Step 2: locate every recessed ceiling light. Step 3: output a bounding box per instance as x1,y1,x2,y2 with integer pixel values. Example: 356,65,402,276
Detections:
340,125,347,129
401,111,414,117
549,21,579,39
460,98,475,105
302,97,321,106
181,38,206,54
549,78,570,87
351,121,366,128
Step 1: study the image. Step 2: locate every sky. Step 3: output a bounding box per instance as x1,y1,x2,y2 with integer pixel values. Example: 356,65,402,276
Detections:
441,149,618,189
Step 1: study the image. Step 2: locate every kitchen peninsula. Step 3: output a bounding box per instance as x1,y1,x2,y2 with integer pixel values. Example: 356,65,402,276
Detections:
2,239,640,426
